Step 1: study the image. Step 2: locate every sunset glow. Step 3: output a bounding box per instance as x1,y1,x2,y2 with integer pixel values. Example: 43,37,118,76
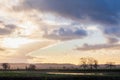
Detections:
0,0,120,64
2,37,34,48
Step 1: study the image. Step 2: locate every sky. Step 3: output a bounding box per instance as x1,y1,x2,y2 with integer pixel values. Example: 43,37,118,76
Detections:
0,0,120,64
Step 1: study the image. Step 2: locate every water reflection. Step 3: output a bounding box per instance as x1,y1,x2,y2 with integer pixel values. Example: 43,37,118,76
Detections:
47,72,103,75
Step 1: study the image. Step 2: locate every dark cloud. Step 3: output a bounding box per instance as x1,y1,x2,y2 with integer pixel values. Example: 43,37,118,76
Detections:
75,43,120,51
43,27,87,40
16,0,120,39
107,37,119,44
104,26,120,37
0,23,17,35
0,29,11,35
5,24,17,30
17,0,120,25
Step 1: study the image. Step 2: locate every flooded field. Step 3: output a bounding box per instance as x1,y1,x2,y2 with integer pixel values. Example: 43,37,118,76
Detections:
47,72,103,76
0,70,119,80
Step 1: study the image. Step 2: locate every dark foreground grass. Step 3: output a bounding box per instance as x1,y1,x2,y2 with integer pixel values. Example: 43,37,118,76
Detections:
0,76,120,80
0,71,119,80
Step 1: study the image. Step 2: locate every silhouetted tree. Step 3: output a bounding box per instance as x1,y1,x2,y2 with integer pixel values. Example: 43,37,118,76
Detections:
80,58,88,69
80,57,98,69
28,64,36,70
93,60,98,69
88,58,98,69
2,63,10,70
105,62,116,69
88,58,94,69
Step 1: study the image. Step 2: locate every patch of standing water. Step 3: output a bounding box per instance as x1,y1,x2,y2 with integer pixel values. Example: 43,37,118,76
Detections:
47,72,103,75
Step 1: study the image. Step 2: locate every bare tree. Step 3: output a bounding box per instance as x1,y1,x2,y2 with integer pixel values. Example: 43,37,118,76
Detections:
2,63,10,70
88,58,98,69
80,58,88,69
105,62,115,69
80,57,98,69
87,57,94,69
93,60,98,69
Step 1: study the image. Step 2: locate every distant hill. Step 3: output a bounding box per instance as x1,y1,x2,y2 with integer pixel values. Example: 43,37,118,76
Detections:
0,63,77,69
0,63,120,69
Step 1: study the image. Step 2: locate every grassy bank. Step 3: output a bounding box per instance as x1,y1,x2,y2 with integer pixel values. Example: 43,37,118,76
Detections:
0,70,119,80
0,75,120,80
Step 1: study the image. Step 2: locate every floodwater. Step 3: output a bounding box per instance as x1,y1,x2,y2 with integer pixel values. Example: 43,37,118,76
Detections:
47,72,103,75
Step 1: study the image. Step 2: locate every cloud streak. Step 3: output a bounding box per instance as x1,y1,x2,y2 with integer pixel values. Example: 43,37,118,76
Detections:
75,43,120,51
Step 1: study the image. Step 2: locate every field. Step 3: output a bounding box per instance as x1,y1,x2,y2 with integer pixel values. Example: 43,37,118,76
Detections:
0,69,120,80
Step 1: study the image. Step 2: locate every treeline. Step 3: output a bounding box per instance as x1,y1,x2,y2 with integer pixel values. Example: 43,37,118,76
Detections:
0,57,119,70
0,63,36,70
79,57,116,69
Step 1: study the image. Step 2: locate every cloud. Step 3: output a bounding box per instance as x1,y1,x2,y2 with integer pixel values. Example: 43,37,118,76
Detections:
75,43,120,51
0,0,120,64
15,0,120,39
0,47,17,63
107,37,119,44
18,40,56,54
0,21,17,35
17,0,120,25
104,26,120,37
0,40,56,63
0,48,5,51
5,40,56,63
27,56,45,63
43,27,87,40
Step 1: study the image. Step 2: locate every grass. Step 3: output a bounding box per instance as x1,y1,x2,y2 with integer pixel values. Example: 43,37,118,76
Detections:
0,70,119,80
0,71,73,77
0,70,119,77
0,71,48,77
